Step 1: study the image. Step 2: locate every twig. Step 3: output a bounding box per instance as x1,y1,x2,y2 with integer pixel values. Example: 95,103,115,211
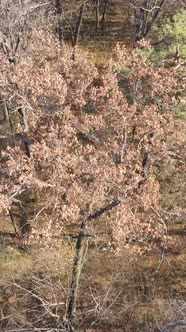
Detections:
13,282,61,319
161,322,186,332
150,206,167,235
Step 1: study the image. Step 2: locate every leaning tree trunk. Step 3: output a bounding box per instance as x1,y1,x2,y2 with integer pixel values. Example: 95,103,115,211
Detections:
66,222,87,328
65,200,120,330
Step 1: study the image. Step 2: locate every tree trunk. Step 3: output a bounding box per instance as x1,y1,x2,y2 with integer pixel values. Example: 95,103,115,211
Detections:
135,0,166,42
9,209,21,238
66,200,120,329
72,0,86,60
101,0,108,28
135,0,148,41
144,0,166,38
55,0,63,45
66,224,87,328
95,0,100,30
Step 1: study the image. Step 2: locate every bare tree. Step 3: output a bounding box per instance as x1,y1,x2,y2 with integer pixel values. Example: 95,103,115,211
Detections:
129,0,166,41
0,0,51,63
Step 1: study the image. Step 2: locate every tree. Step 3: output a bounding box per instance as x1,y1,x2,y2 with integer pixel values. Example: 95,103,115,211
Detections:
129,0,167,41
0,32,182,328
151,9,186,64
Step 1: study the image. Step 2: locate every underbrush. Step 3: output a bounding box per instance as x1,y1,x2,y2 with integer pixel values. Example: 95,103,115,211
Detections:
0,239,185,331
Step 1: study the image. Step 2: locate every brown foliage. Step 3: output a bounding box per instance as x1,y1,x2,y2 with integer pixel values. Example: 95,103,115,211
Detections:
0,32,182,248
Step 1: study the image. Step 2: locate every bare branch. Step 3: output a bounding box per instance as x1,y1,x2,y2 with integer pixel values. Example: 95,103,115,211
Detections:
130,3,161,12
87,199,121,221
161,322,186,332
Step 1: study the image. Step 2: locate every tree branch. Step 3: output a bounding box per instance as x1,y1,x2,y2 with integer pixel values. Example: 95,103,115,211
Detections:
161,322,186,332
130,3,161,12
87,200,121,221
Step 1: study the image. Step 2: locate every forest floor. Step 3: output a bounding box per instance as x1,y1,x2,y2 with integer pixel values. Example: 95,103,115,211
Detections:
64,1,135,63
